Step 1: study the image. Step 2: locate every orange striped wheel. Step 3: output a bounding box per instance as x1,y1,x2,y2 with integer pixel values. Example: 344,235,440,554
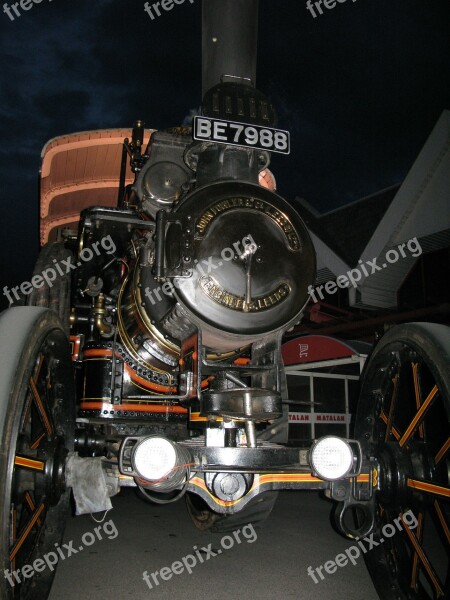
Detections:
0,308,75,600
356,323,450,600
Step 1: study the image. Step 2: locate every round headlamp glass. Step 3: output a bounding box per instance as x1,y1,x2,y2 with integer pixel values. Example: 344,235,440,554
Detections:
133,437,177,481
310,436,354,481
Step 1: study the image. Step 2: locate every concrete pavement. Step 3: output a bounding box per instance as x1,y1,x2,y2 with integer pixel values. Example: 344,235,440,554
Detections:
49,489,379,600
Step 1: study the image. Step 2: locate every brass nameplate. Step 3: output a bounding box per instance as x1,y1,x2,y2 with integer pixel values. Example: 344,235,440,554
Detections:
196,197,301,251
199,275,291,312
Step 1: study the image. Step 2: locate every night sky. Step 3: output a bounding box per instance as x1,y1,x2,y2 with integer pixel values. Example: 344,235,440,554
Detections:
0,0,449,306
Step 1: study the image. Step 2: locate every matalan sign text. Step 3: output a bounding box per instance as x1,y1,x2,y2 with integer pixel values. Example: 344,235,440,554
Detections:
289,412,351,424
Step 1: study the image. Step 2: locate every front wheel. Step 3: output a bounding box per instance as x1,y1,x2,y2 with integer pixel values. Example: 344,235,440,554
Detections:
355,323,450,600
0,308,75,600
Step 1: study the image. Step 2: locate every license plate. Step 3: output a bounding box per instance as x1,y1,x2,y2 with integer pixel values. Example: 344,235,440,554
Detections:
193,116,290,155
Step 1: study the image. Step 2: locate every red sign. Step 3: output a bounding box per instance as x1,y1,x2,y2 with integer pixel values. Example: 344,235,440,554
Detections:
282,335,358,366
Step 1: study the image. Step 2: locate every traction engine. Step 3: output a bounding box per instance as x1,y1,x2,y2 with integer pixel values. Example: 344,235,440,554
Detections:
0,2,448,599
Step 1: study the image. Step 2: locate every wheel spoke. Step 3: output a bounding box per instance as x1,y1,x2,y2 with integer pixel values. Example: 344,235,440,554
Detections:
21,354,46,430
399,385,439,448
29,376,53,436
379,409,401,441
24,492,43,527
434,500,450,544
385,375,399,442
9,502,45,562
412,363,425,439
14,455,45,472
30,431,46,449
20,389,34,434
400,512,445,597
435,437,450,465
407,479,450,499
410,512,424,591
34,352,45,382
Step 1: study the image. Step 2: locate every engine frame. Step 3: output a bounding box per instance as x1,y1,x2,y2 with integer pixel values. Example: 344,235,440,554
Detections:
65,194,375,539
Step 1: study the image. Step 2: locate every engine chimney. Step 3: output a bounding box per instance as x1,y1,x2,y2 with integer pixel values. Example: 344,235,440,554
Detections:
192,0,274,187
202,0,259,96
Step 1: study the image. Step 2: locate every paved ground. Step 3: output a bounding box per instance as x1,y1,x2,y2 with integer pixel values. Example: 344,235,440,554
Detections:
49,489,379,600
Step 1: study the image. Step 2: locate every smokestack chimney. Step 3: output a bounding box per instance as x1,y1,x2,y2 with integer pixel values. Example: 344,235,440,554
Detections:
202,0,259,98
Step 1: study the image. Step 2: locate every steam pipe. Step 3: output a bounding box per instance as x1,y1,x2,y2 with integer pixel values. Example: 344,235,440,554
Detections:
202,0,259,97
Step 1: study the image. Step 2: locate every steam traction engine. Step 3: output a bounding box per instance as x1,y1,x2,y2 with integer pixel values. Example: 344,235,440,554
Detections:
0,1,448,599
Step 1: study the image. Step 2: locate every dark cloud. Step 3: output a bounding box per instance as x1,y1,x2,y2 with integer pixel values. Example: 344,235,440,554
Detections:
34,90,91,123
0,0,449,300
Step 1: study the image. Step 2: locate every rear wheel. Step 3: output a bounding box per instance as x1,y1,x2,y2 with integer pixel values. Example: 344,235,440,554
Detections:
27,242,73,334
355,323,450,600
0,308,75,600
